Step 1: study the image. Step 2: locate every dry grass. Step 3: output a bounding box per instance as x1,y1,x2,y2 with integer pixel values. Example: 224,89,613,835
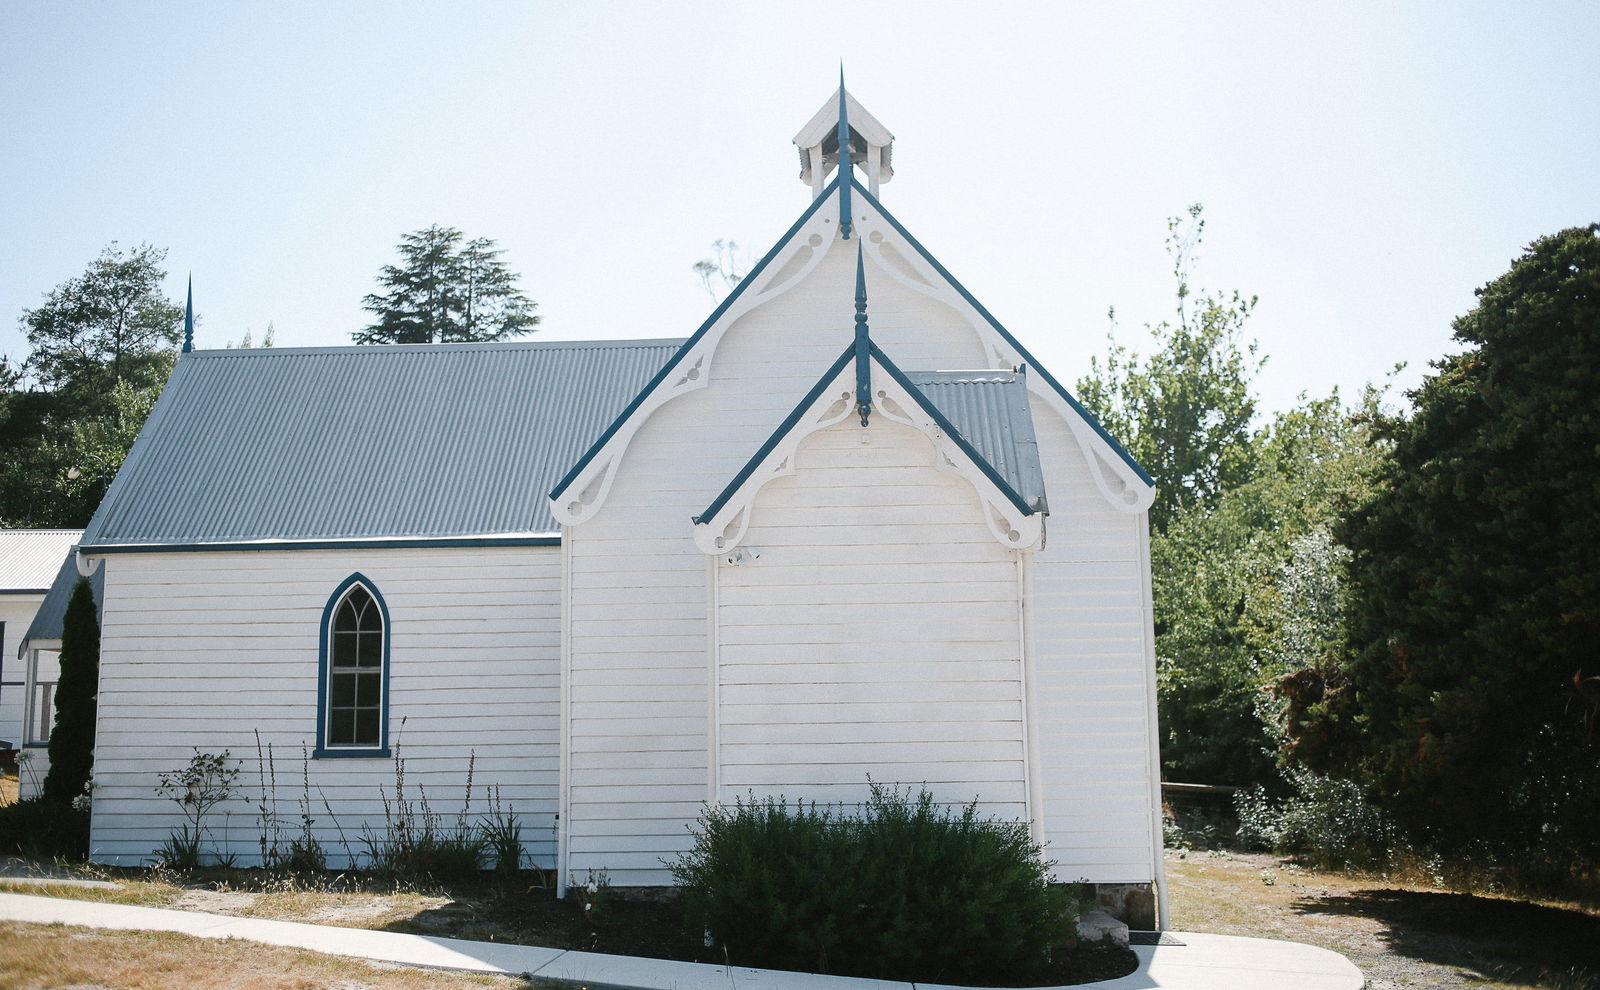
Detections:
1,765,18,806
0,878,183,907
1166,849,1600,990
0,921,541,990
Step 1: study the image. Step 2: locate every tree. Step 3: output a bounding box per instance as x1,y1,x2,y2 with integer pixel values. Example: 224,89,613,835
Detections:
4,244,182,527
1318,224,1600,878
357,226,539,344
43,577,100,806
1075,205,1263,535
1153,389,1381,785
20,243,183,406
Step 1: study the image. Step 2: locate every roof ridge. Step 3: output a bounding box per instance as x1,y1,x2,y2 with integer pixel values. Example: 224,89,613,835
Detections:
183,337,685,359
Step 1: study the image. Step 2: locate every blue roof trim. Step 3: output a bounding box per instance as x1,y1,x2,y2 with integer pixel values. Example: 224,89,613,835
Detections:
83,536,560,554
549,176,844,502
867,342,1038,518
837,70,853,240
692,341,1038,527
851,178,1156,488
854,243,872,425
693,345,855,525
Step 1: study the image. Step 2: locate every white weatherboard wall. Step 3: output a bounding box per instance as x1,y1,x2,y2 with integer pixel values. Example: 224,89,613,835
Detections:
563,228,994,885
716,417,1028,817
563,194,1159,888
88,547,561,867
1,593,46,749
1030,402,1159,884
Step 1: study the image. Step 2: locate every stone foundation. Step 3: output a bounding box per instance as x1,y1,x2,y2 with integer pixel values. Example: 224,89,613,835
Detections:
1094,882,1157,930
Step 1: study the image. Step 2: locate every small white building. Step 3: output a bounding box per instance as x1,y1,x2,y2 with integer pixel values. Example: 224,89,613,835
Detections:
75,89,1168,926
0,529,82,753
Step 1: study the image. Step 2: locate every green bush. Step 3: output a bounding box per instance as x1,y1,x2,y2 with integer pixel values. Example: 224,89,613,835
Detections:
0,797,90,860
669,782,1071,985
1235,767,1401,868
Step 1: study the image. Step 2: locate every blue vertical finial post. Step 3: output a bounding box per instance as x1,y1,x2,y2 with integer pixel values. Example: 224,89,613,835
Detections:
182,274,194,353
854,243,871,425
837,66,853,240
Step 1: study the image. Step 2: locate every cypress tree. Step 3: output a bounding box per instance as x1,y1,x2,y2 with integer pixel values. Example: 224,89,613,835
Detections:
43,577,99,805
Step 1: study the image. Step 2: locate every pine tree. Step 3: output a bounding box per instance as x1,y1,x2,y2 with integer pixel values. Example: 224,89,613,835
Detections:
357,226,540,344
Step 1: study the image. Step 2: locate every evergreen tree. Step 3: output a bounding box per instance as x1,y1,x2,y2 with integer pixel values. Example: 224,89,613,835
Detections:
43,577,100,806
21,243,183,407
357,226,540,344
1317,224,1600,877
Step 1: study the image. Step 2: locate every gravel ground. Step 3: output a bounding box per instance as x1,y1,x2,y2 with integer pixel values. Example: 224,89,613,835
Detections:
1164,848,1599,990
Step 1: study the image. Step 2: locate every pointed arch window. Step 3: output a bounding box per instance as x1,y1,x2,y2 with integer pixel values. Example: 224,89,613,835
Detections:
315,575,391,757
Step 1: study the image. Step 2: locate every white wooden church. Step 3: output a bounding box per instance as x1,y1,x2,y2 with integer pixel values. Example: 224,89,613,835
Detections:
70,87,1168,925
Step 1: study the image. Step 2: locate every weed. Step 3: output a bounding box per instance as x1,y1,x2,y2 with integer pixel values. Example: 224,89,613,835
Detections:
154,750,241,868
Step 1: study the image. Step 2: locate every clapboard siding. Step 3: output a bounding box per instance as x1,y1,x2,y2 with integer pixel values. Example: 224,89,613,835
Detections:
88,547,560,867
564,239,1005,883
717,418,1028,819
1029,401,1161,884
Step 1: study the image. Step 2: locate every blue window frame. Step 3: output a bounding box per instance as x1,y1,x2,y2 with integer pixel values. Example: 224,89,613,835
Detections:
315,574,391,758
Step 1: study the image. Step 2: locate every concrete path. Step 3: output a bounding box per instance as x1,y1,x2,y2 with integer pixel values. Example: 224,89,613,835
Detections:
0,891,1364,989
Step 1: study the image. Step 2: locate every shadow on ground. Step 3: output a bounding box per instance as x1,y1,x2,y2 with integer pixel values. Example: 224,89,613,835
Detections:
1295,888,1600,987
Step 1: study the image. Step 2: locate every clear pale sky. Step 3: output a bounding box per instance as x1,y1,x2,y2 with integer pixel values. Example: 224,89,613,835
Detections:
3,2,1595,419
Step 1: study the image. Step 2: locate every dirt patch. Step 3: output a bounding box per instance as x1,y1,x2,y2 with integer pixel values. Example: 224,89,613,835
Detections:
1166,849,1600,989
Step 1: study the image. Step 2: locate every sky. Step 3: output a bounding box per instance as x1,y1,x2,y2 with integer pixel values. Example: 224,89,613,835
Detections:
2,2,1596,420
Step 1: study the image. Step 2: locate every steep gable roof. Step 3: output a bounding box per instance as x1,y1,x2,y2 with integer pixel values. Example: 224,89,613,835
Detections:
80,338,681,552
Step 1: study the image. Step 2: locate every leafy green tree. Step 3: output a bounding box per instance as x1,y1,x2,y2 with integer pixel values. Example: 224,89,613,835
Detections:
1076,205,1263,535
1317,224,1600,877
357,226,540,344
43,577,100,806
4,244,181,527
1153,389,1381,785
20,243,183,407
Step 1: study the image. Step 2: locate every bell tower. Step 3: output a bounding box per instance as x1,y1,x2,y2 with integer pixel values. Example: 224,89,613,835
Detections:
793,83,894,199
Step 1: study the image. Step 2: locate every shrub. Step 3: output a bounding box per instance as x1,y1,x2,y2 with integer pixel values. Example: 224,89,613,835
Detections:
0,797,89,860
669,782,1070,985
1235,767,1401,868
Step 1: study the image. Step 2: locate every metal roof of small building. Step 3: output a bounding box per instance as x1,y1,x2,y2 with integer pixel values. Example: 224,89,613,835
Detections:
0,530,83,593
80,339,682,550
906,370,1048,514
20,552,103,652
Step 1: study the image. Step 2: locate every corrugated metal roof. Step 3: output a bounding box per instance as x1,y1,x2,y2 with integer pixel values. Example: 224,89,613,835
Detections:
80,338,682,549
0,531,83,592
20,552,103,651
907,370,1049,514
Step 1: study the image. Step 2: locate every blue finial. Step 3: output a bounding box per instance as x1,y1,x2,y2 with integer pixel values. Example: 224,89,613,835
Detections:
854,243,871,425
837,66,853,240
182,274,193,353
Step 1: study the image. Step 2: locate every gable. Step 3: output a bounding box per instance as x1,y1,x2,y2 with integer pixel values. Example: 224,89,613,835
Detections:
79,338,680,552
692,341,1046,555
549,179,1153,529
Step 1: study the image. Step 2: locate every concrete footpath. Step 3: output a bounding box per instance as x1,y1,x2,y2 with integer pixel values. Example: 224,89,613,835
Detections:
0,891,1365,989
